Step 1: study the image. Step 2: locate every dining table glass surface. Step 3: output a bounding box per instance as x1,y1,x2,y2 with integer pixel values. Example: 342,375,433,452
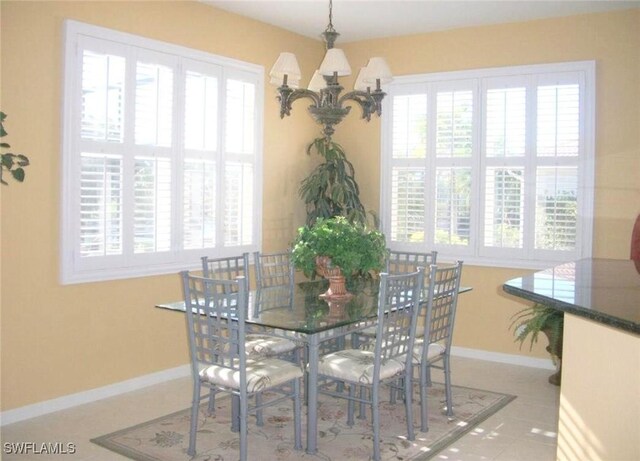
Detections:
159,278,381,334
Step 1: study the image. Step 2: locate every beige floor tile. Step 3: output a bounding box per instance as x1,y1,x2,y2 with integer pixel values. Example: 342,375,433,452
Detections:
1,357,560,461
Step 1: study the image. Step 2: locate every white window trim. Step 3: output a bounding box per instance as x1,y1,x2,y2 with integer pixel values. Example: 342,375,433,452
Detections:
380,61,595,269
61,20,263,284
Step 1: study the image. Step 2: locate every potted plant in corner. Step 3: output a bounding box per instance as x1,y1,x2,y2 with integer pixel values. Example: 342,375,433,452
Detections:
510,303,564,385
291,216,387,299
299,137,370,227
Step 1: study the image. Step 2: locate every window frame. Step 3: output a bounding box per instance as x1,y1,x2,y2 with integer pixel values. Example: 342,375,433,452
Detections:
380,61,595,269
61,20,264,284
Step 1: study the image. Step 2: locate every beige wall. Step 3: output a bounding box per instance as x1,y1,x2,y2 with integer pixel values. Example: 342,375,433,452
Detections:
1,2,639,411
0,0,322,411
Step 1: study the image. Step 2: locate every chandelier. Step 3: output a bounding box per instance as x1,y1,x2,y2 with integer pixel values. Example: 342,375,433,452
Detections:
269,0,392,138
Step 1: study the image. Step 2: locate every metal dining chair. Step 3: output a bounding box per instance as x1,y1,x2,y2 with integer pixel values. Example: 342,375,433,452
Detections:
352,249,438,348
411,261,463,432
201,253,297,357
314,268,424,461
180,272,303,461
253,250,295,288
200,254,299,425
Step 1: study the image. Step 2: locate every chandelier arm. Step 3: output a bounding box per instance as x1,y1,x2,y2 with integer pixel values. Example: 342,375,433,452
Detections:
338,90,378,121
277,87,322,118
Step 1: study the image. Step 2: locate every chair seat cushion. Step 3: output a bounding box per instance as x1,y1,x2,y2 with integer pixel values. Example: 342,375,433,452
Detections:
245,334,297,356
316,349,406,384
199,358,303,393
411,339,445,363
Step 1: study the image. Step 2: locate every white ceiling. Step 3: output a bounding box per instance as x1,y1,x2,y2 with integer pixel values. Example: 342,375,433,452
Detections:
204,0,639,43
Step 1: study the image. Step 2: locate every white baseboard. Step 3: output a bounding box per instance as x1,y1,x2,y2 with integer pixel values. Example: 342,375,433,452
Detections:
451,346,556,370
0,364,191,427
1,347,554,427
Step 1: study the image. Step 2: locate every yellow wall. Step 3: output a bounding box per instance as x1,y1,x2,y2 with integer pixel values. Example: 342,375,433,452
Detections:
1,2,639,411
0,0,322,411
336,8,640,360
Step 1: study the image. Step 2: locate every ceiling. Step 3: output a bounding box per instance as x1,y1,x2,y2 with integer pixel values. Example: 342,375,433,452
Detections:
204,0,639,43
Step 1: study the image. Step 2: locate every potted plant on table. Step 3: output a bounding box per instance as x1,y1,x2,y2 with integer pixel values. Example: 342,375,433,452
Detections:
510,303,564,385
291,216,387,299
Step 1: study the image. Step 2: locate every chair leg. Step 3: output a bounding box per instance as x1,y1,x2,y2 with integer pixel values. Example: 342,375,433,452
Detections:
207,388,215,414
358,386,367,420
231,395,240,432
293,378,302,450
404,367,415,441
371,384,381,461
420,362,429,432
239,392,248,461
256,393,264,426
188,380,201,457
443,356,454,417
347,384,356,426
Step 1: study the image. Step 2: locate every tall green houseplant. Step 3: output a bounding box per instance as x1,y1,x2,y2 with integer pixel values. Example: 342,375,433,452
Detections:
299,137,368,226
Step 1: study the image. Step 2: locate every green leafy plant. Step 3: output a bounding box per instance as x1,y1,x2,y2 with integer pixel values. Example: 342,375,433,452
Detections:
510,303,564,359
291,216,387,280
299,137,368,227
1,112,30,185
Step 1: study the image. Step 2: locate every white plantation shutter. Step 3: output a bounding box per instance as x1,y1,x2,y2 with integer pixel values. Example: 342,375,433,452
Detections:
79,153,123,257
535,167,577,251
537,84,580,157
392,94,427,159
433,88,474,249
62,21,262,283
388,91,427,244
381,62,594,267
435,168,471,245
224,162,254,246
80,50,125,143
183,159,216,250
133,157,172,253
485,87,526,158
390,168,425,242
182,63,220,251
483,167,524,248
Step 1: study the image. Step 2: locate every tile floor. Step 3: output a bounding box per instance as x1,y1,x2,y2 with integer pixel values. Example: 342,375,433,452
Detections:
1,357,560,460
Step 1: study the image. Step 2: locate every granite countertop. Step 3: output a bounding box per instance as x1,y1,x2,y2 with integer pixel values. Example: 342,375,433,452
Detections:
503,258,640,335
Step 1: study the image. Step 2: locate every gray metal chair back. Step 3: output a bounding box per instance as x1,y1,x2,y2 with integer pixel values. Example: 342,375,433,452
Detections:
201,253,250,285
315,268,424,461
374,269,425,366
422,261,462,353
182,272,247,378
386,249,437,274
253,251,294,288
415,260,463,431
180,271,303,460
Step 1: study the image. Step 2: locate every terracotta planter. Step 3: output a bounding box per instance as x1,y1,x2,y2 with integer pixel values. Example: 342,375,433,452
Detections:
316,256,353,300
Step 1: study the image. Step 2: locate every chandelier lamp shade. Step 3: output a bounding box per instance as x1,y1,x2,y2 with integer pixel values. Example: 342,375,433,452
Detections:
269,0,392,138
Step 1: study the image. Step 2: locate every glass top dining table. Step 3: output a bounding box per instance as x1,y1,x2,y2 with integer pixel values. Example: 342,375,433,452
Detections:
156,277,471,454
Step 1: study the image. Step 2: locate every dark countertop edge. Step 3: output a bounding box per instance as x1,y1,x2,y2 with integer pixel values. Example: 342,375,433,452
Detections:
502,283,640,336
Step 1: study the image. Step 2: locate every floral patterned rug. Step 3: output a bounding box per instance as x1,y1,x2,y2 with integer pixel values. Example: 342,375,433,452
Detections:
91,383,515,461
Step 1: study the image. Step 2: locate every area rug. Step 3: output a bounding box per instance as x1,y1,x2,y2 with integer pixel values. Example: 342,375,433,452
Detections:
92,383,515,461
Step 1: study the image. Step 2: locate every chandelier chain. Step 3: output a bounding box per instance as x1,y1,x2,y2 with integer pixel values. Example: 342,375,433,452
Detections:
326,0,336,33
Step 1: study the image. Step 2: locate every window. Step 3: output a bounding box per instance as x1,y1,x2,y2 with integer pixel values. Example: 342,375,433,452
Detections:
381,62,594,268
62,21,263,283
